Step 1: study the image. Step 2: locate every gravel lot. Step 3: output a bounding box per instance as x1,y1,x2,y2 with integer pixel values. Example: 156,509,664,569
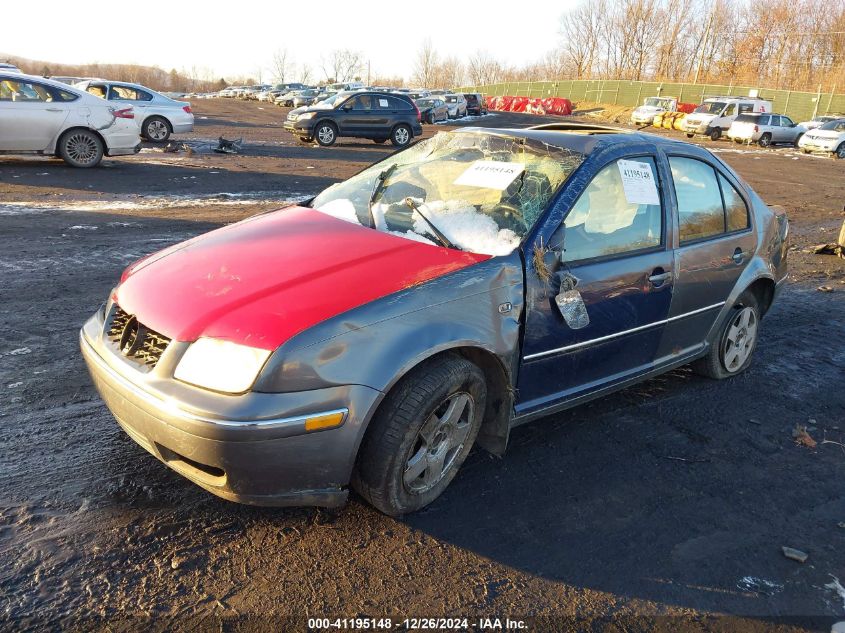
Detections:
1,99,844,632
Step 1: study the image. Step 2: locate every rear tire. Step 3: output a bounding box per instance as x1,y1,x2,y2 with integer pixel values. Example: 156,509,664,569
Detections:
352,354,486,516
390,124,412,147
686,133,694,138
143,116,171,142
57,129,104,168
692,291,760,379
758,133,772,148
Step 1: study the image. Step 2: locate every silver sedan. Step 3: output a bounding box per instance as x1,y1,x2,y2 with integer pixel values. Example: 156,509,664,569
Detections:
75,80,194,143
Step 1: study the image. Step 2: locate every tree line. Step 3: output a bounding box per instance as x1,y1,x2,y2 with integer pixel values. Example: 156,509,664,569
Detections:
417,0,845,92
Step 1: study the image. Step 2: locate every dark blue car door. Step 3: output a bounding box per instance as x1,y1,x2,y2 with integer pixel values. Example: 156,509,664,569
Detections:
515,151,676,417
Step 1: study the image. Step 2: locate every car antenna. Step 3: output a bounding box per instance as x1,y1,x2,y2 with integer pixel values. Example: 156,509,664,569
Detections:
404,197,456,250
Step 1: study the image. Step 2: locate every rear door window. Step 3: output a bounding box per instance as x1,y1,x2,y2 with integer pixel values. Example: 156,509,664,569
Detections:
669,157,751,243
389,96,412,111
562,157,663,262
719,174,750,232
669,157,726,243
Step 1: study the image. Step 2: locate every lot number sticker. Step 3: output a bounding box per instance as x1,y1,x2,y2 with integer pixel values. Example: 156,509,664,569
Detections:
617,159,659,205
454,160,526,190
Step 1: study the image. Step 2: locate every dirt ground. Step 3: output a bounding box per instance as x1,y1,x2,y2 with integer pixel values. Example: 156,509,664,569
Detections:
1,99,844,632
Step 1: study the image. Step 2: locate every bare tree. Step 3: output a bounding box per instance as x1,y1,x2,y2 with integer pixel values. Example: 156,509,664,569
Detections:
320,49,363,83
271,49,292,83
413,38,439,87
467,51,502,86
298,63,313,85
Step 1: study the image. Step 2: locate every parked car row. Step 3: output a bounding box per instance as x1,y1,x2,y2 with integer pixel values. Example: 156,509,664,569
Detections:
632,93,845,157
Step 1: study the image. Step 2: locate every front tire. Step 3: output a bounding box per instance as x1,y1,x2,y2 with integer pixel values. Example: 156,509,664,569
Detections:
693,291,760,379
709,127,722,141
314,121,337,147
391,124,412,147
352,355,486,516
57,129,104,168
143,116,171,142
836,142,845,159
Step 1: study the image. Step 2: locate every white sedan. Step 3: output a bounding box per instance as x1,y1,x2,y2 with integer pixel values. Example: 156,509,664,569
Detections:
797,118,845,158
0,72,140,167
75,80,194,143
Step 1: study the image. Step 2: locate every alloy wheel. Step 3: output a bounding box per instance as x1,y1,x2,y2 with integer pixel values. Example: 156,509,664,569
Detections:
65,133,99,166
147,119,168,141
722,307,758,372
317,125,335,144
394,127,410,145
403,392,474,494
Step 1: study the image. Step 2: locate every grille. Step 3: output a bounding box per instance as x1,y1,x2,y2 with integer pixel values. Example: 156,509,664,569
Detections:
106,305,171,369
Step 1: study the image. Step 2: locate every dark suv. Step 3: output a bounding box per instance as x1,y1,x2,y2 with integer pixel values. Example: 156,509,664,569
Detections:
463,93,488,116
283,91,423,147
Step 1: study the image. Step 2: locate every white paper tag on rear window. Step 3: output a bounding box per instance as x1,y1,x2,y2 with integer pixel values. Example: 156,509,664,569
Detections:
378,98,389,107
617,159,659,205
454,160,525,190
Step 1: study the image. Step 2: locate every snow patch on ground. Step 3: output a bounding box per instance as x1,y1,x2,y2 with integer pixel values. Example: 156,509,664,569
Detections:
736,576,784,595
6,347,32,356
67,225,98,231
435,113,498,125
826,575,845,611
0,192,310,215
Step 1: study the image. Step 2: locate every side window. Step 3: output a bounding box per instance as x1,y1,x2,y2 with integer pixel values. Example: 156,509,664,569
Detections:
781,116,794,127
669,157,725,243
109,85,139,100
375,96,391,109
562,157,663,262
0,79,51,102
48,87,78,102
758,115,770,126
349,95,372,110
719,174,750,232
390,96,412,111
724,103,736,117
86,84,107,99
135,89,153,102
738,103,753,114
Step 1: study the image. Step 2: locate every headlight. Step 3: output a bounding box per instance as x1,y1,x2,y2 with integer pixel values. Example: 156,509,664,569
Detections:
174,338,271,394
297,112,315,120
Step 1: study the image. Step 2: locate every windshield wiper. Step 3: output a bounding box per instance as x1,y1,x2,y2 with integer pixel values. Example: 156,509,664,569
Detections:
367,164,398,228
404,197,456,250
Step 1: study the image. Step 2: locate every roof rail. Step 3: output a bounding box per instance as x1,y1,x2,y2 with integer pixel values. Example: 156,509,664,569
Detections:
527,122,632,134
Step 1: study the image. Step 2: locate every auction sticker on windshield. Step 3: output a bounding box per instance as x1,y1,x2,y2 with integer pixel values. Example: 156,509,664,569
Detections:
454,160,526,190
617,159,659,205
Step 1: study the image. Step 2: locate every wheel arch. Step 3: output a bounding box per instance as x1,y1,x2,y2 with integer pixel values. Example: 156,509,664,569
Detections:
52,126,106,156
142,114,172,133
743,276,776,316
358,345,514,460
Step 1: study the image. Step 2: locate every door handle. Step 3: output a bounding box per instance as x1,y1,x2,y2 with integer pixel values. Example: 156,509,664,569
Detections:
732,248,745,264
46,108,63,112
648,269,673,287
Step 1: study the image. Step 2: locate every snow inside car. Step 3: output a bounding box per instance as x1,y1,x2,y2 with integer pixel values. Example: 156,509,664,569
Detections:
80,124,789,515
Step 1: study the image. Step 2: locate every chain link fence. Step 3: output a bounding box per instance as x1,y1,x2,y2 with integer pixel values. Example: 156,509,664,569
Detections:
457,80,845,122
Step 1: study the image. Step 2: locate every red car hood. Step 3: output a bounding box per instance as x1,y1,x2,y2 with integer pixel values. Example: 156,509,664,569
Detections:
115,207,489,350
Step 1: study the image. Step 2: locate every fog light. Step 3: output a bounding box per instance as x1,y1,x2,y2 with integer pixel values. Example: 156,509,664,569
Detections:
305,410,347,432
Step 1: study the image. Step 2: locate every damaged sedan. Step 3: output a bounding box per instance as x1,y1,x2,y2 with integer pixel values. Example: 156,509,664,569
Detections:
81,124,789,515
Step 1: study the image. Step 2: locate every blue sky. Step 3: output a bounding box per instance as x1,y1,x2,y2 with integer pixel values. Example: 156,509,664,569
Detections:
4,0,569,80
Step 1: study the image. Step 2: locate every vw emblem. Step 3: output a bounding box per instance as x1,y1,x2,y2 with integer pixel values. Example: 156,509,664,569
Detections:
118,315,144,356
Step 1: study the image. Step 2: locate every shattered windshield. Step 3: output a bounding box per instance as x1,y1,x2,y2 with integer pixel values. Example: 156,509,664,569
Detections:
644,97,667,107
310,131,583,256
695,101,726,115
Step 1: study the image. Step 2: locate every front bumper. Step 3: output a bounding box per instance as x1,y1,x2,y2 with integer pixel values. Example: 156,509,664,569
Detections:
80,313,382,507
799,139,837,152
283,119,313,135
